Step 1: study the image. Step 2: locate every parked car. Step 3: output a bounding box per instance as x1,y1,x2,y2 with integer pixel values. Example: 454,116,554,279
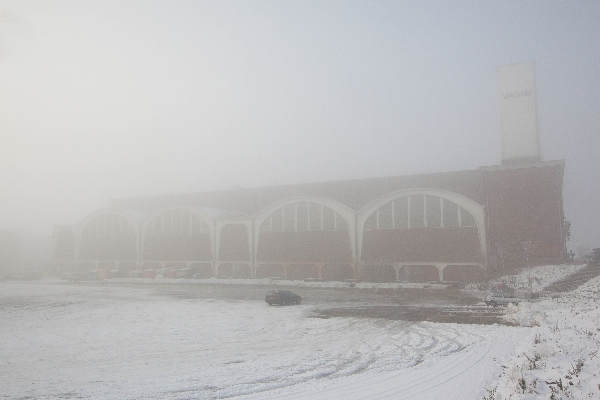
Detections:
485,292,519,307
265,290,302,306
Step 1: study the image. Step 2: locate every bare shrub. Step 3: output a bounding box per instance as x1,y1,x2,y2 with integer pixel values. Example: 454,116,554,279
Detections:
518,375,526,393
481,386,496,400
524,352,544,369
546,378,572,400
567,358,584,377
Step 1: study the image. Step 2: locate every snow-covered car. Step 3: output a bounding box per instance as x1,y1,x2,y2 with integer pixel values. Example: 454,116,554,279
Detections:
484,293,519,307
265,290,302,306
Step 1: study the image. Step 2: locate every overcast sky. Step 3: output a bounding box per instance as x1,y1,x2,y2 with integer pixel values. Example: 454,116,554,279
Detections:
1,0,598,248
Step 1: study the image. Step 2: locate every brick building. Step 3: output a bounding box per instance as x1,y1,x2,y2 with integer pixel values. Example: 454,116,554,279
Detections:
54,159,566,282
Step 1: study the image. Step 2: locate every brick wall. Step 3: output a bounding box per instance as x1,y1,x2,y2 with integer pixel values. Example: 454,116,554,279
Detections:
143,233,212,261
257,231,352,263
362,228,482,263
218,224,250,261
483,162,565,271
80,232,137,260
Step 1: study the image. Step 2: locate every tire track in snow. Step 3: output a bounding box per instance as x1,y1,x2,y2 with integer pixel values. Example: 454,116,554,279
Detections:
238,322,487,400
1,283,517,400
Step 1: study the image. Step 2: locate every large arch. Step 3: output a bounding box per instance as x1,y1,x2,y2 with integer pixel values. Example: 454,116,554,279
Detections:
78,209,139,264
357,188,487,271
141,207,214,264
253,196,357,280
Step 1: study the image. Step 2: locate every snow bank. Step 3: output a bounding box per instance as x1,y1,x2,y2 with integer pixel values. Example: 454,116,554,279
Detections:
489,275,600,399
467,264,585,294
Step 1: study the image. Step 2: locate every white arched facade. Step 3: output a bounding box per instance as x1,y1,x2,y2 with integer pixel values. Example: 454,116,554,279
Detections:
77,208,142,263
253,196,357,266
140,207,216,266
71,189,488,281
357,188,487,268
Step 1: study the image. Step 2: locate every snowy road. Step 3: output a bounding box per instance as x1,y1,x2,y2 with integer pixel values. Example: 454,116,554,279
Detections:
0,282,530,399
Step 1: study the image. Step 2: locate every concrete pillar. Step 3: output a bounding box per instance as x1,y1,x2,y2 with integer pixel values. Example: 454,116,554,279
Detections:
435,264,446,282
248,220,256,278
352,261,359,281
393,265,400,281
212,221,218,277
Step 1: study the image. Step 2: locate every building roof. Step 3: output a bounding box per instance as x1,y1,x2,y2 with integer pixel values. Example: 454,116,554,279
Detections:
110,160,564,216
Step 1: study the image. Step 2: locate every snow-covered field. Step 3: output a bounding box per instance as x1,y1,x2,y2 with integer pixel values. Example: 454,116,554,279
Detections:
0,282,528,400
493,275,600,399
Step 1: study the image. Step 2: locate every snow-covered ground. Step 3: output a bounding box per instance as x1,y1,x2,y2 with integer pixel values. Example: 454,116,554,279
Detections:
467,264,585,294
491,275,600,399
112,276,449,290
0,282,528,400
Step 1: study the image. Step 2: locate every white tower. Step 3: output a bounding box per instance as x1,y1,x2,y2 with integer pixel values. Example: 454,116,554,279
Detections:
497,62,541,164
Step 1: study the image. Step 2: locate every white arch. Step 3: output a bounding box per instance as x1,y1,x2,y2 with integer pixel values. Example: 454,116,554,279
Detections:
77,208,140,261
140,207,216,264
78,208,141,233
357,188,487,266
141,207,212,235
253,196,357,263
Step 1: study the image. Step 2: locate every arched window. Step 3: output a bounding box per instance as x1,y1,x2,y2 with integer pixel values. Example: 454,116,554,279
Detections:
143,208,211,261
83,214,132,239
364,195,478,231
146,208,209,236
260,201,348,233
358,190,486,265
80,212,137,260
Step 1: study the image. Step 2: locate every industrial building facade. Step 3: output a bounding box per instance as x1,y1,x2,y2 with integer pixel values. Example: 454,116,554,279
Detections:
54,159,566,282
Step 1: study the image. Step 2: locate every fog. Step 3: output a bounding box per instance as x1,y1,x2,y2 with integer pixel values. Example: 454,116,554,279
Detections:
1,0,599,247
3,3,600,399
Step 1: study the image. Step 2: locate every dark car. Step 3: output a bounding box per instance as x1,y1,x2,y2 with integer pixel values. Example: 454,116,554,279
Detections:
484,293,519,307
265,290,302,306
484,286,519,307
